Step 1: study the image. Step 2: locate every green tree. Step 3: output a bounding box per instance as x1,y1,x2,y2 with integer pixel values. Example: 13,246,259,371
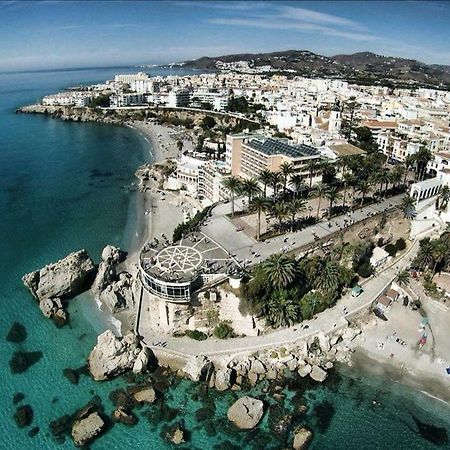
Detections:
395,270,410,287
202,115,216,130
306,159,320,189
240,178,261,207
401,195,416,219
315,182,326,220
280,162,295,194
222,176,241,217
289,174,306,198
269,171,283,197
258,169,272,197
269,201,289,230
286,198,306,231
250,196,271,240
439,185,450,210
262,254,297,289
213,321,235,339
324,185,342,218
356,179,372,207
265,289,300,328
314,258,342,294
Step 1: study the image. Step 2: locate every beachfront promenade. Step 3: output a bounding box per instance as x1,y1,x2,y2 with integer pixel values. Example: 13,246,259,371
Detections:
138,221,431,361
202,194,405,267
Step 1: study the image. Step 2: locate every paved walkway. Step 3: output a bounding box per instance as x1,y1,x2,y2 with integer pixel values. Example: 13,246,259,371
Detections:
139,225,430,360
202,194,405,267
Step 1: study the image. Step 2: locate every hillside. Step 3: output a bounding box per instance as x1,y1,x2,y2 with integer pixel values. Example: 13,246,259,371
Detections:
178,50,450,88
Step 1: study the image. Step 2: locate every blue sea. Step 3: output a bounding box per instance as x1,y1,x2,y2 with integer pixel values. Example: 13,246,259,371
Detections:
1,66,450,449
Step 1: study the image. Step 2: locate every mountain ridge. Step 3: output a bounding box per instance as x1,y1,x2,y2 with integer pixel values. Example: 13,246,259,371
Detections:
176,49,450,88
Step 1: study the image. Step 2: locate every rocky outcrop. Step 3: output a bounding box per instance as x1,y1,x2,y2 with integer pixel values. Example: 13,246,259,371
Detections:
227,396,264,430
133,347,151,374
293,427,313,450
166,426,185,445
91,245,125,296
22,250,96,325
88,330,145,381
99,272,137,313
71,411,105,447
183,355,213,382
214,368,233,391
23,250,96,301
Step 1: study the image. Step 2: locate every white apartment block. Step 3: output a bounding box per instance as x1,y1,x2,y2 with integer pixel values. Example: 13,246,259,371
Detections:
114,72,150,84
42,92,93,107
167,90,191,108
110,93,144,107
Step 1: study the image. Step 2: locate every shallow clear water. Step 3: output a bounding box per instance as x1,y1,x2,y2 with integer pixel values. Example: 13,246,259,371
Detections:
1,67,450,449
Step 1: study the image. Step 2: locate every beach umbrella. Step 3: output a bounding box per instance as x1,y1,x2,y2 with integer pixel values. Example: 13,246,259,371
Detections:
446,367,450,375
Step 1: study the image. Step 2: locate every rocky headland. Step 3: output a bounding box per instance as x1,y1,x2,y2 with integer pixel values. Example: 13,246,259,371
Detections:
22,249,96,326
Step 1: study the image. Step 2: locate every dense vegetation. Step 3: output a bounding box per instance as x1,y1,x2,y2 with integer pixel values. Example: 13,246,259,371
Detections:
240,253,356,328
172,205,213,242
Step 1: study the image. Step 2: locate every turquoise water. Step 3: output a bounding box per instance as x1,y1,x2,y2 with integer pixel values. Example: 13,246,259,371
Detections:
1,67,450,449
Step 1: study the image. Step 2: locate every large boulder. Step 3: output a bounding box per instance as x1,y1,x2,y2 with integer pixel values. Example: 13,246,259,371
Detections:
132,347,150,374
214,368,232,391
309,365,327,382
317,332,330,353
71,412,105,447
249,358,266,375
22,250,96,302
88,330,140,381
183,355,212,382
293,427,313,450
227,396,264,430
341,327,361,343
91,245,125,295
133,388,156,404
99,272,137,313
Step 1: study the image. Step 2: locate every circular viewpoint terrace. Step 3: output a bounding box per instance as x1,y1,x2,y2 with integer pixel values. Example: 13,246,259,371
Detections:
140,231,242,302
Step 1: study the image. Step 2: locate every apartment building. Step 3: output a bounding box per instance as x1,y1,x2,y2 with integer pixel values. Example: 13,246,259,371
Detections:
227,133,321,182
42,92,93,107
198,161,230,204
114,72,150,84
110,93,144,107
167,89,191,108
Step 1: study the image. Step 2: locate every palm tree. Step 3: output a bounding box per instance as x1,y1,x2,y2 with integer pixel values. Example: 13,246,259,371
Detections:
269,201,289,230
258,169,272,197
356,179,372,207
432,241,448,274
250,196,271,240
324,185,342,218
306,159,320,189
265,290,300,328
286,198,306,231
401,195,416,219
280,162,295,194
315,182,326,220
222,176,241,217
439,185,450,210
240,178,261,207
269,171,283,197
314,258,341,294
395,270,410,287
414,148,433,181
341,172,354,209
415,238,434,270
391,166,404,190
404,154,415,185
262,254,297,288
378,170,392,197
289,174,306,198
176,140,183,153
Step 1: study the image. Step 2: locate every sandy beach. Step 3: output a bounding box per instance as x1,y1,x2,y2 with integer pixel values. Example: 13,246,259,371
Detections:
348,296,450,403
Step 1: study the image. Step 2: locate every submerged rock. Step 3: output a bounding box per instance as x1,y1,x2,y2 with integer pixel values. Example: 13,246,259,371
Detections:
28,426,40,438
88,330,145,381
293,427,313,450
227,396,264,430
71,411,105,447
112,407,137,426
14,405,33,428
6,322,27,343
165,424,186,445
22,249,96,301
9,351,43,374
63,368,80,385
13,392,25,404
413,416,448,445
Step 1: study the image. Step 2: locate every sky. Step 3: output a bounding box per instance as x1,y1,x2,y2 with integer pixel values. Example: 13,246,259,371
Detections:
0,0,450,72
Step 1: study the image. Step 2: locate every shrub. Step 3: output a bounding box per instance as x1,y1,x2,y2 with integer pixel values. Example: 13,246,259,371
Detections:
384,243,397,257
395,238,407,251
185,330,207,341
213,321,235,339
356,261,374,278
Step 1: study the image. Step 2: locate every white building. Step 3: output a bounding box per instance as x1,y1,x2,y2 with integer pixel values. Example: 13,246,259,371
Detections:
110,93,144,107
167,89,191,108
114,72,150,84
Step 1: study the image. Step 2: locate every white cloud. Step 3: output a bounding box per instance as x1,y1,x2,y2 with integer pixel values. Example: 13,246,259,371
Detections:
206,3,377,42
